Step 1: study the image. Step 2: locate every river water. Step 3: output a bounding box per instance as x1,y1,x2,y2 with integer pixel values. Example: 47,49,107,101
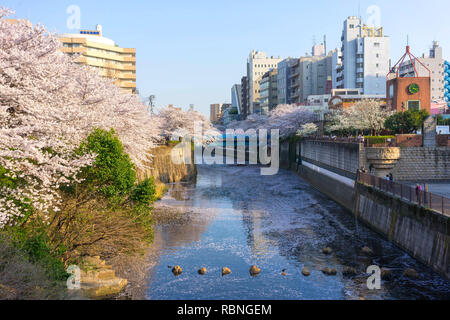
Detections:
146,165,450,300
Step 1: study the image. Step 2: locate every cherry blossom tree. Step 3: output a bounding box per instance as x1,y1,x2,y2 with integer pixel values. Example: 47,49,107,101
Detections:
227,104,318,138
297,123,318,138
1,8,210,227
327,100,394,135
156,106,220,142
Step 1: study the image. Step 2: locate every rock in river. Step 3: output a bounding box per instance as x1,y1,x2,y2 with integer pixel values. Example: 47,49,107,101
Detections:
403,268,419,279
302,267,311,277
172,266,182,276
198,268,207,275
249,265,261,277
342,266,358,276
222,267,231,276
322,267,337,276
322,247,333,255
361,246,374,256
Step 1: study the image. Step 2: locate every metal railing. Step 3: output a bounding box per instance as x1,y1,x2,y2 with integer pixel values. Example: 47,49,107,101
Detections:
357,172,449,216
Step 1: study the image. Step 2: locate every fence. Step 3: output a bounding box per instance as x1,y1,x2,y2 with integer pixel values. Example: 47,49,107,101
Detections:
358,172,449,216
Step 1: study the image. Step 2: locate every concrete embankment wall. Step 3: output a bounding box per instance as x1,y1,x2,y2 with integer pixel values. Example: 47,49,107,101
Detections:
301,140,361,179
136,145,197,183
355,184,449,278
280,140,450,279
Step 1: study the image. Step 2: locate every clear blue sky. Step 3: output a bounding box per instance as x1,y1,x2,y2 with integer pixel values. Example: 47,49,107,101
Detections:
3,0,450,117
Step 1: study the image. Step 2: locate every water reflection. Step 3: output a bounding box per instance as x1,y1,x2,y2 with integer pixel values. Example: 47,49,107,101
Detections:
146,165,450,300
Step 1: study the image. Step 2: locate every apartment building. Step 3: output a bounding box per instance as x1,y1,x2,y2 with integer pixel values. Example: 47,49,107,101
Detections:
286,44,332,104
277,58,297,105
297,52,332,103
247,50,282,115
210,103,232,123
240,76,249,118
58,25,137,94
399,41,445,102
333,16,390,95
259,69,278,115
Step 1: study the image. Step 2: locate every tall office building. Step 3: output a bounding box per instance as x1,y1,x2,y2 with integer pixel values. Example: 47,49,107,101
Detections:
231,84,242,115
259,69,278,115
399,41,445,102
58,25,137,94
247,50,282,114
333,16,390,95
240,76,249,119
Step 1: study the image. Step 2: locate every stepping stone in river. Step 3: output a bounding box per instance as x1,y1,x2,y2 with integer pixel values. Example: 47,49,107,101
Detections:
198,268,207,275
322,267,337,276
222,267,231,276
342,266,358,276
361,246,374,256
172,266,182,276
249,265,261,277
302,267,311,277
403,268,419,279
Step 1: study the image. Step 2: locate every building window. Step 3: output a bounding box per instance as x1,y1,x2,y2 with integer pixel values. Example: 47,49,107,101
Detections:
407,100,420,111
374,42,380,47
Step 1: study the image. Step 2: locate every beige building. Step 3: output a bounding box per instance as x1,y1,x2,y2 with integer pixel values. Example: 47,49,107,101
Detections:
247,50,282,114
210,103,231,123
58,25,136,94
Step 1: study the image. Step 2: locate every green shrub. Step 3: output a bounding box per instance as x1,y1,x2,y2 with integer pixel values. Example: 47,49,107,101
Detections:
78,129,136,202
5,224,67,281
365,136,395,145
132,177,157,206
384,110,429,134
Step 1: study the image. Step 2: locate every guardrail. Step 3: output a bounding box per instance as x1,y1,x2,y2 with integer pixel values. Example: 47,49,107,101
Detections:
357,172,449,216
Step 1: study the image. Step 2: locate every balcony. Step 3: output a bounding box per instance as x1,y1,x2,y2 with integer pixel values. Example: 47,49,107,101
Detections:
123,56,136,62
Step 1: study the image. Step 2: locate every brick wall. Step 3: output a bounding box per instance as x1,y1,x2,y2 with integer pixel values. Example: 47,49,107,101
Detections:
396,134,423,147
436,135,450,147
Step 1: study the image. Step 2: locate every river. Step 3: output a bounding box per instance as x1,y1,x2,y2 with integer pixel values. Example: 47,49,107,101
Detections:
145,164,450,300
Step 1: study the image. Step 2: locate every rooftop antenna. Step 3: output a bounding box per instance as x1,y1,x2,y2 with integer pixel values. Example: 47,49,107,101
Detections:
358,0,361,20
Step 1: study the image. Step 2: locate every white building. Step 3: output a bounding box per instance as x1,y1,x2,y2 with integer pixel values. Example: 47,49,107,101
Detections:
248,50,282,114
333,16,390,95
399,41,445,102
